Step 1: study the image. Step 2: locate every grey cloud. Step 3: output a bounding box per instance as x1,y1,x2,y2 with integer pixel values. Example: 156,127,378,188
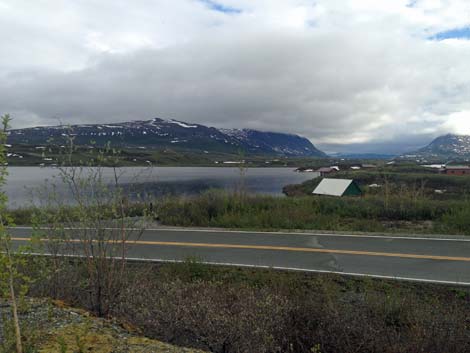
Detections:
320,133,437,155
2,28,470,153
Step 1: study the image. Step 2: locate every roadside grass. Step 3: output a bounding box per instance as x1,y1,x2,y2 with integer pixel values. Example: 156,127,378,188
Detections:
153,191,470,235
19,259,470,353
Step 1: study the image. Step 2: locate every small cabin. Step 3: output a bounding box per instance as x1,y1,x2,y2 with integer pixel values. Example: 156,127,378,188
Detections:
316,167,339,176
313,178,362,197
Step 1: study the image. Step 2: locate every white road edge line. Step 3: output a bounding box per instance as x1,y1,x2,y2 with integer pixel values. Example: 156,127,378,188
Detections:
20,252,470,286
11,226,470,242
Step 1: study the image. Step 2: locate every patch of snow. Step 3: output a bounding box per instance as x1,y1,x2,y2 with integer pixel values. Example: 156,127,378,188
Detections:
170,120,197,128
422,164,445,169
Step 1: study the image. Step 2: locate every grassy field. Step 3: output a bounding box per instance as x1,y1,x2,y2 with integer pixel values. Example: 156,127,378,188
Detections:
7,187,470,235
284,168,470,199
153,191,470,234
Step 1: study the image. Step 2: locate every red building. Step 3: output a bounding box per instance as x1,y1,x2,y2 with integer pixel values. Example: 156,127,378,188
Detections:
317,167,339,176
440,166,470,176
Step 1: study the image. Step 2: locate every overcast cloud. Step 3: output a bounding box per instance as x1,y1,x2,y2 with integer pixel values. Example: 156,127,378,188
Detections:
1,0,470,153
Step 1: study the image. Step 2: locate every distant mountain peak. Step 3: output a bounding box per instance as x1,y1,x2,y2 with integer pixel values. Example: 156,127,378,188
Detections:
7,118,326,157
404,133,470,160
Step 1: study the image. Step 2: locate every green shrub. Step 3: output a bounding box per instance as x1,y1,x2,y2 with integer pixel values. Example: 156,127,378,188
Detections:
440,207,470,234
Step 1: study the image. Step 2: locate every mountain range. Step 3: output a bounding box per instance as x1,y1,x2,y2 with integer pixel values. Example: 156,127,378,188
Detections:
8,118,470,161
7,118,326,157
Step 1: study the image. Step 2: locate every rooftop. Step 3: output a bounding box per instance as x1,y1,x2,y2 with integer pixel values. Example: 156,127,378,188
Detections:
313,178,358,197
444,166,470,170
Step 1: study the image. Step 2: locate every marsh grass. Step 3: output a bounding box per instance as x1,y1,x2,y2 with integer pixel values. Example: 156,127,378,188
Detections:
154,190,470,235
7,188,470,234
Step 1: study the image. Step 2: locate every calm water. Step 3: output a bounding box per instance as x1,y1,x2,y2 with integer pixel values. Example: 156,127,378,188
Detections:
4,167,318,208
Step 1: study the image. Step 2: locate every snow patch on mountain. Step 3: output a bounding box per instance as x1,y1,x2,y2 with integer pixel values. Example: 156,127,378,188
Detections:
169,120,198,128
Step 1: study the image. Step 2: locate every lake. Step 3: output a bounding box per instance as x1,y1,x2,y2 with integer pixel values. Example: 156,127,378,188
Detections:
4,167,318,208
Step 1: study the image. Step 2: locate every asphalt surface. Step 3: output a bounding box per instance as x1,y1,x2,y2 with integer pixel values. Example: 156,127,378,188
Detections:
9,227,470,285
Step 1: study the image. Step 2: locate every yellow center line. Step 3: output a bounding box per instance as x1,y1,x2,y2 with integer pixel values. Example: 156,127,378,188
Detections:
11,237,470,262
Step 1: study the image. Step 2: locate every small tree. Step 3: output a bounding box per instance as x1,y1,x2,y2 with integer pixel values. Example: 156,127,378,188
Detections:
0,114,23,353
33,132,150,316
235,149,247,202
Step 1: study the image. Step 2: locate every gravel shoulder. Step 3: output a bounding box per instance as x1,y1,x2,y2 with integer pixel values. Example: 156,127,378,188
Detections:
0,298,207,353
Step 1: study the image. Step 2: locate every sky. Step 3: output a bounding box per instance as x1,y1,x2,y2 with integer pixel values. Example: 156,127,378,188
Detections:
1,0,470,154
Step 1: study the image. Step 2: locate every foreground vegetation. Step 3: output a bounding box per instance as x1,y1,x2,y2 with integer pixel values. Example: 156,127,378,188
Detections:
1,297,206,353
2,259,469,353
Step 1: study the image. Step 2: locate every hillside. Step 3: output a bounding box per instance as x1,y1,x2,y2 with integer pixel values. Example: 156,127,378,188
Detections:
404,134,470,160
7,118,326,157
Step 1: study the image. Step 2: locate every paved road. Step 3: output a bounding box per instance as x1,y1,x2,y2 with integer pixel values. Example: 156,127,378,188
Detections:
9,227,470,285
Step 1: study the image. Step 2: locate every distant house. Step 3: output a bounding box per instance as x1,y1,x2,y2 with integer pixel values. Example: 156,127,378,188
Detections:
317,167,339,176
313,178,362,197
440,166,470,176
361,164,376,169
